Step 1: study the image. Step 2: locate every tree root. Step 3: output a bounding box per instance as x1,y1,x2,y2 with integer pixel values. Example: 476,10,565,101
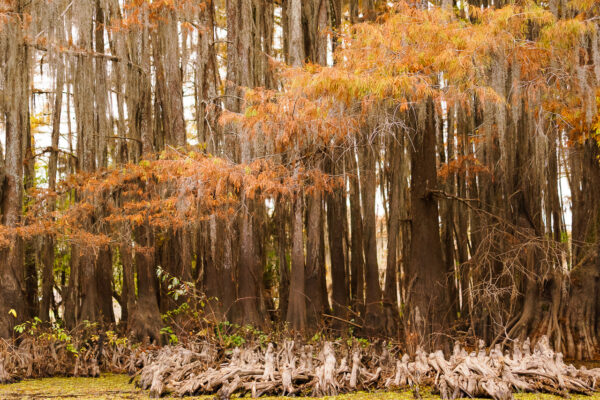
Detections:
133,335,600,399
3,331,600,400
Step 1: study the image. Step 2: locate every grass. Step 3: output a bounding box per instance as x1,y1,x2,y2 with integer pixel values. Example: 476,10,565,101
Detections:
2,374,600,399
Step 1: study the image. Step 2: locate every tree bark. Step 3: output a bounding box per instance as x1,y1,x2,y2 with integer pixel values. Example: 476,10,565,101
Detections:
288,0,304,67
562,139,600,359
349,147,365,314
287,192,307,331
0,3,28,336
95,0,110,167
96,245,116,323
284,0,307,332
71,0,102,326
407,101,453,350
153,6,186,147
203,218,230,320
129,224,162,343
277,197,290,321
359,138,383,334
383,135,401,336
326,158,349,322
306,191,326,326
40,49,65,321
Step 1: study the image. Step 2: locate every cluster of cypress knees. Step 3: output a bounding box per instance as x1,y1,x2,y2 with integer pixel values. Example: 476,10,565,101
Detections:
132,336,600,399
2,332,600,399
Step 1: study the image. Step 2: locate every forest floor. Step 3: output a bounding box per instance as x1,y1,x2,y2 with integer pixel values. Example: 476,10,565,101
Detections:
2,374,600,400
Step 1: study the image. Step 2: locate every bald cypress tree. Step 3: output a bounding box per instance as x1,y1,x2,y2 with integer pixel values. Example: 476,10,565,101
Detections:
0,0,29,338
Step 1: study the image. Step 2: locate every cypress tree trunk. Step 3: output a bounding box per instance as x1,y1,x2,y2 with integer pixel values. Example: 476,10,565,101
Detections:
120,232,135,327
237,200,263,326
0,2,28,337
359,137,383,334
287,191,306,331
277,198,291,321
326,157,349,322
220,220,237,320
96,246,115,323
94,2,115,321
153,6,186,147
288,0,304,67
407,101,453,350
95,0,109,167
24,85,37,321
195,0,220,150
129,224,162,343
306,190,326,326
224,0,263,327
285,0,307,331
71,0,101,325
562,139,600,359
203,218,226,320
40,49,64,321
383,135,401,335
348,146,365,314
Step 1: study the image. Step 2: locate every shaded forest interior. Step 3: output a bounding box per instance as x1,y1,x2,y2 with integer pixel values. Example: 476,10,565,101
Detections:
0,0,600,363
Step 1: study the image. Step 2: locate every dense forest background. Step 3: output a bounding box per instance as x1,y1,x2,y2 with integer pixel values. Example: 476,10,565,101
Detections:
0,0,599,361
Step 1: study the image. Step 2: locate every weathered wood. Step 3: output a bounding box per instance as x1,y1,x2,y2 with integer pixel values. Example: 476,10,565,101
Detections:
132,335,600,399
3,331,599,399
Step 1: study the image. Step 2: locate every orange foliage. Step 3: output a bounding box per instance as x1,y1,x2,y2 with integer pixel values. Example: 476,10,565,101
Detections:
3,0,599,250
0,150,337,250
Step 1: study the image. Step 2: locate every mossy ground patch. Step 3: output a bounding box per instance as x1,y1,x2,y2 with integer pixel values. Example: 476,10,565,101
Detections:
2,374,600,400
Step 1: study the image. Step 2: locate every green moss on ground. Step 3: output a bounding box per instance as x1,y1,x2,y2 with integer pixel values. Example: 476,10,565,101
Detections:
1,374,600,399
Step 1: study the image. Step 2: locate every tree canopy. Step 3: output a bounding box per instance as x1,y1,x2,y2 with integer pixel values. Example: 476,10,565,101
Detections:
1,0,600,361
